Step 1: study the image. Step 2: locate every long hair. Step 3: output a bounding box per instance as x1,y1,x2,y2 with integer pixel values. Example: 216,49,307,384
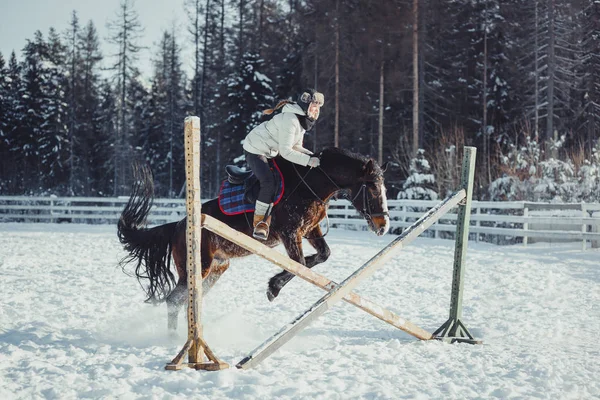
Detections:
262,100,294,116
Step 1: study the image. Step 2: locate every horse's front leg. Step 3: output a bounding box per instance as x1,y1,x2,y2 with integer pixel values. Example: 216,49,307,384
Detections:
267,225,330,301
303,225,331,269
267,230,306,301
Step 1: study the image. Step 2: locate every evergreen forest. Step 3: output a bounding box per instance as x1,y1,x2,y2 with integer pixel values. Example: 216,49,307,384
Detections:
1,0,600,202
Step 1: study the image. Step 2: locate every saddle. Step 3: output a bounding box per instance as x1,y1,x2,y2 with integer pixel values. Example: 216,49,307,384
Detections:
218,160,284,215
225,165,261,204
225,165,253,185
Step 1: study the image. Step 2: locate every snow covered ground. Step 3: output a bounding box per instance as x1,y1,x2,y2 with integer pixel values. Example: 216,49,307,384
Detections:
0,223,599,399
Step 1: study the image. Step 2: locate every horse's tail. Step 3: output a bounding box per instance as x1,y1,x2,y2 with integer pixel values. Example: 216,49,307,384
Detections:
117,163,178,303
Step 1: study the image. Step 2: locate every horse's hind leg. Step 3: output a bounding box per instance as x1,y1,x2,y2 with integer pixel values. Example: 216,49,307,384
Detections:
166,279,187,332
202,258,230,295
166,227,216,332
166,227,187,332
267,226,330,301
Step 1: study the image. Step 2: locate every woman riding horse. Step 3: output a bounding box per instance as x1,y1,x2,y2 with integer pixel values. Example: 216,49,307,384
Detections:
244,89,324,240
118,144,390,333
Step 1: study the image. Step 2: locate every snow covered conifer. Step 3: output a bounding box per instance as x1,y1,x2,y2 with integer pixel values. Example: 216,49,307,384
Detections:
92,81,118,196
397,149,438,200
17,30,69,192
145,30,187,197
0,52,9,192
489,135,541,201
533,136,577,202
534,158,577,202
0,52,7,141
219,52,274,166
576,143,600,202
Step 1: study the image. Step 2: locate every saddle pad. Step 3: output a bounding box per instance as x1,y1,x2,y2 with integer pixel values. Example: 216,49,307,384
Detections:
218,160,285,215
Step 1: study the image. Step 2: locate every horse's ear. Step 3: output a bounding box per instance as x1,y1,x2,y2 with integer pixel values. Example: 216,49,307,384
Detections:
363,159,375,174
381,162,389,173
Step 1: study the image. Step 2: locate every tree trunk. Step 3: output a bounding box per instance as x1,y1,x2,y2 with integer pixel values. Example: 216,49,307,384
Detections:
483,4,490,185
193,0,201,117
378,58,384,165
257,0,265,56
239,0,245,63
313,47,319,153
68,13,78,195
534,0,540,142
214,0,226,195
412,0,419,156
200,0,210,113
547,0,556,150
169,33,176,197
116,5,129,196
334,0,340,147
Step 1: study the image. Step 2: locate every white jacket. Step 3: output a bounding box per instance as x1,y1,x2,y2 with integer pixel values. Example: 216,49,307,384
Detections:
243,103,313,166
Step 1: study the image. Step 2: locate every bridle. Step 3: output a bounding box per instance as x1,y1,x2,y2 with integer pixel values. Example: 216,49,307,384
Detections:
346,181,390,225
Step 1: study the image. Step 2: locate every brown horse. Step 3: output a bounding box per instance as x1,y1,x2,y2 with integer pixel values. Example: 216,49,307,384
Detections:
117,147,390,331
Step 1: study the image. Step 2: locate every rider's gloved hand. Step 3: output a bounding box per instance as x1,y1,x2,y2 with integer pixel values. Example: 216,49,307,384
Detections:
308,157,320,168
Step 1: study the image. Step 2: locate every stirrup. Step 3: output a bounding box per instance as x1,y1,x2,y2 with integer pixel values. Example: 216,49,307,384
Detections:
253,221,270,240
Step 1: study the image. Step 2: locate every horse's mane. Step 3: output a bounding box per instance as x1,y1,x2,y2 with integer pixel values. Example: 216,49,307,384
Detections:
320,147,369,163
320,147,384,179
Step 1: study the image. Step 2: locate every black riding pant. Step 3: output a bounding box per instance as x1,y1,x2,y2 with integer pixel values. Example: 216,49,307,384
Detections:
245,151,276,204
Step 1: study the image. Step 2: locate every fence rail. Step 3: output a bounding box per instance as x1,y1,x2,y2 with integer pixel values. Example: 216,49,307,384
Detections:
1,196,599,248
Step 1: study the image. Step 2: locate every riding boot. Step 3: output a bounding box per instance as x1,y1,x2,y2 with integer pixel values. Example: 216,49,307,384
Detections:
253,214,272,241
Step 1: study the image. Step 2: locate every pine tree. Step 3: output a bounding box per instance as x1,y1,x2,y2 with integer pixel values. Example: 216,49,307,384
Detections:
219,52,274,167
64,11,81,195
145,30,187,197
93,81,118,196
577,142,600,202
40,27,69,192
75,20,104,195
535,157,577,202
16,29,69,193
2,52,22,193
397,149,438,200
578,0,600,151
0,52,7,140
0,52,9,192
107,0,144,195
19,31,50,192
490,135,541,201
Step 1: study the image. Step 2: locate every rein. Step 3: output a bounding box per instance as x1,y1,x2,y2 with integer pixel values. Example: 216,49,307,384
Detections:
285,163,332,239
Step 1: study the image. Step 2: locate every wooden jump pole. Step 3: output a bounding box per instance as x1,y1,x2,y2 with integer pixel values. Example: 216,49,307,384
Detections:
236,146,480,370
202,214,433,341
165,116,228,371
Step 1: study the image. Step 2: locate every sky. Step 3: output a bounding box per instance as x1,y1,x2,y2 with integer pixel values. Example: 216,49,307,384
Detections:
0,0,193,77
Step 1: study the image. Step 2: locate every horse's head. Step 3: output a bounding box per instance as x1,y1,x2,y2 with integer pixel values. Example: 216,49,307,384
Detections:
320,148,390,236
347,158,390,236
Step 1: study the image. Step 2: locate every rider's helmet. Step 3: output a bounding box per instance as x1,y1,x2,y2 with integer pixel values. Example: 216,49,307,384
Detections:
298,89,324,121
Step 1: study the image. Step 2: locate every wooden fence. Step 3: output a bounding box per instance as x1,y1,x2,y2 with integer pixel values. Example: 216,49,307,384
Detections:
1,196,599,248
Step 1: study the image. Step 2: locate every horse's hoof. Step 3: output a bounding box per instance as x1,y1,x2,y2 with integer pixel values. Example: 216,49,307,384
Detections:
266,287,278,302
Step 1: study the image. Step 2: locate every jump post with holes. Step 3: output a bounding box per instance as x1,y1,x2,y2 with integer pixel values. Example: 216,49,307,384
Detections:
167,116,481,371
